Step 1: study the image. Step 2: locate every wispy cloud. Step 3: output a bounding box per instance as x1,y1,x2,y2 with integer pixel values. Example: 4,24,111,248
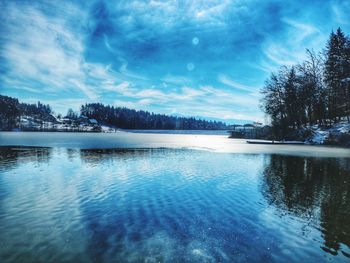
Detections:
282,18,320,42
331,1,350,25
259,16,328,72
218,74,256,92
161,74,193,86
1,0,349,122
1,2,91,97
118,59,149,81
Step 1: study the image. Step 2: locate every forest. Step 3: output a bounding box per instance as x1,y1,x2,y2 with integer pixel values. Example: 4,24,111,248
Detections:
80,103,227,129
261,28,350,139
0,95,227,130
0,95,54,130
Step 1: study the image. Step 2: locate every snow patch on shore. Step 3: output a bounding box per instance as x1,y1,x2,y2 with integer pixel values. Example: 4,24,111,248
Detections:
308,121,350,145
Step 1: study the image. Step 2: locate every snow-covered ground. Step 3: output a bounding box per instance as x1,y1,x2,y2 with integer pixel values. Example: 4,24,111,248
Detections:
18,116,117,133
13,116,350,146
308,120,350,145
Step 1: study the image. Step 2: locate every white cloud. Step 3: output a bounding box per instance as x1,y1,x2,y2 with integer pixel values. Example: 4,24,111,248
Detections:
0,0,264,121
1,3,84,94
282,18,320,43
263,43,303,66
331,2,350,25
103,81,130,93
218,74,256,92
161,74,192,86
22,98,89,114
104,82,262,121
69,79,98,100
0,2,125,101
107,0,249,33
118,59,149,81
138,98,154,105
259,18,326,70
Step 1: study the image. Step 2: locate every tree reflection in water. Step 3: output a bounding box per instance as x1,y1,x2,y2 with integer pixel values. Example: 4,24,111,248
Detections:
0,146,52,172
261,155,350,258
1,147,349,260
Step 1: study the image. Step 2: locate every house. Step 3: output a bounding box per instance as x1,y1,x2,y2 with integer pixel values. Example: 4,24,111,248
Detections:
243,123,255,130
228,130,245,138
88,119,101,132
89,119,99,126
229,123,259,138
61,118,72,125
78,116,89,125
228,124,243,131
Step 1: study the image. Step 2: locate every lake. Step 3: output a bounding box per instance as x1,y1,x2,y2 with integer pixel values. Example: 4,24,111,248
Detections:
0,132,349,262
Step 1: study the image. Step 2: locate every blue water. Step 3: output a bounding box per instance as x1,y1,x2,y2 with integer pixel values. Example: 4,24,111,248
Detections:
0,147,349,262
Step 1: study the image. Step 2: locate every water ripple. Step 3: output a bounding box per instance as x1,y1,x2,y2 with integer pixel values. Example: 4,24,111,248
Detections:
0,148,349,262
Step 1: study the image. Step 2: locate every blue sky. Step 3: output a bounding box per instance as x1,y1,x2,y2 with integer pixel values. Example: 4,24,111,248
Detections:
1,0,350,122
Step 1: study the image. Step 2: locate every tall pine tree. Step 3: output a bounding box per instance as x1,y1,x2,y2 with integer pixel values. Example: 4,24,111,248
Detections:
324,28,348,121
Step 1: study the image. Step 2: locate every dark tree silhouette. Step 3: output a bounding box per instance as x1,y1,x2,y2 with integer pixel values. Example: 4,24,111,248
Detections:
261,28,350,138
261,155,350,257
0,95,54,130
80,103,227,130
0,94,228,130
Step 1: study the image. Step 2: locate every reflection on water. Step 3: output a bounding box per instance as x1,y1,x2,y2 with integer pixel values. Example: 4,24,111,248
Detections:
261,155,350,258
0,147,52,171
0,147,349,262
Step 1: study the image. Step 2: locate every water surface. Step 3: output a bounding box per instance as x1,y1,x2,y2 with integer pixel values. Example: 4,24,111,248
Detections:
0,146,349,262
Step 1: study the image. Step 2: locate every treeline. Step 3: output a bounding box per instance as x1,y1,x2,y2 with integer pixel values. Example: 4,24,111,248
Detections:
80,103,227,130
0,95,53,130
0,94,228,130
261,28,350,139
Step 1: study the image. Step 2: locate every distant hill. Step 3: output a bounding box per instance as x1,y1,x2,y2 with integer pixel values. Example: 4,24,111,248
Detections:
80,103,228,130
194,116,254,126
171,114,254,126
0,94,229,131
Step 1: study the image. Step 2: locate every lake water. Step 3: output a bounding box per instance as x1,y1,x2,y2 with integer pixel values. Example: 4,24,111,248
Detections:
0,132,349,262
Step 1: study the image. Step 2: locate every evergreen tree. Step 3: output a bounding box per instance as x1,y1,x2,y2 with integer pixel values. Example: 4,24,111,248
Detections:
66,108,78,119
0,95,55,130
344,36,350,121
261,28,350,139
80,103,227,130
0,95,20,130
284,67,301,128
324,28,348,121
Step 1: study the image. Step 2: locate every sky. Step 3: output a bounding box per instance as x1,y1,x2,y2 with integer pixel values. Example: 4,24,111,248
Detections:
1,0,350,123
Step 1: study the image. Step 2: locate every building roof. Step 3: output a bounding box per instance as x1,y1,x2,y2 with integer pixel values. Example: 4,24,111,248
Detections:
89,119,98,124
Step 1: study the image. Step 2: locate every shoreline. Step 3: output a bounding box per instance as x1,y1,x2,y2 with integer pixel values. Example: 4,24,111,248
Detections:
2,129,350,147
1,131,349,157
